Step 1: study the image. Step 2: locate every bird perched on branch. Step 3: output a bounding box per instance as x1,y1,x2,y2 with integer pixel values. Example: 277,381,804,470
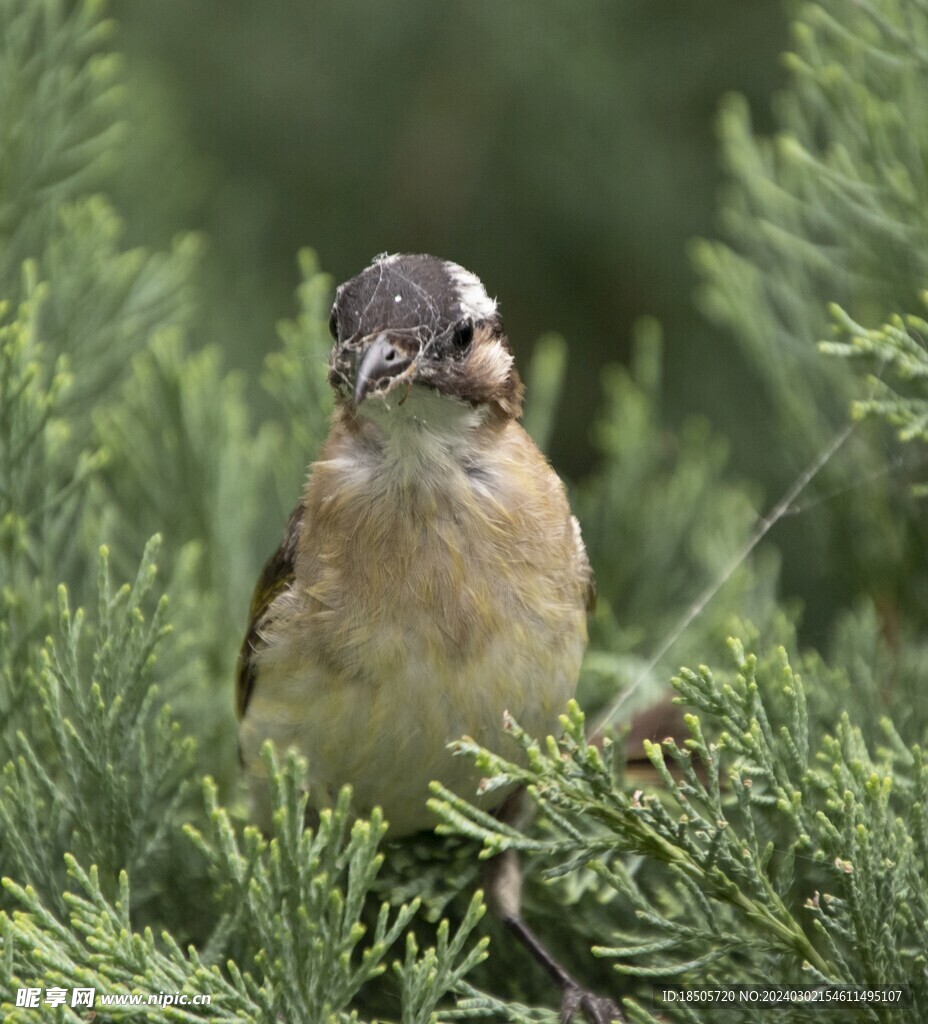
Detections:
237,253,620,1022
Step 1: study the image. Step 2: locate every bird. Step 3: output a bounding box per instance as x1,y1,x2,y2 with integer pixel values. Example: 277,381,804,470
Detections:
237,253,620,1022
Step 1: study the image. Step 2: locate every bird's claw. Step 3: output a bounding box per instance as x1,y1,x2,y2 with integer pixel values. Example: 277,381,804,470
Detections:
561,982,623,1024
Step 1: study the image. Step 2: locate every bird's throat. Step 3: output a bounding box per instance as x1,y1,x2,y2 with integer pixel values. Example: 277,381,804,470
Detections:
349,386,493,491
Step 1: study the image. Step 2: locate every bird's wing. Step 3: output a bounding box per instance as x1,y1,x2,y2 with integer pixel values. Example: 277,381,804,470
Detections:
236,501,304,718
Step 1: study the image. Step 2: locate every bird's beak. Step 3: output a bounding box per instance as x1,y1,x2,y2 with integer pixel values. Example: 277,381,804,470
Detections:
353,333,413,405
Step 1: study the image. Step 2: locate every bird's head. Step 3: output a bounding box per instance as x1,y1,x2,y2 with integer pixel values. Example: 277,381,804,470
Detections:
328,254,524,420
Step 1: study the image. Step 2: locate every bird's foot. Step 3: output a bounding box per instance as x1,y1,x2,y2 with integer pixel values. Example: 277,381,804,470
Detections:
561,981,623,1024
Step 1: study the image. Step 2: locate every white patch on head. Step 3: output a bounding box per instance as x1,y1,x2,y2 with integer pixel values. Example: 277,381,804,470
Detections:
395,294,402,303
444,261,498,321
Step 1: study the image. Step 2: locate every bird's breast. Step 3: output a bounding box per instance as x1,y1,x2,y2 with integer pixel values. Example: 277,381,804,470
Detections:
300,433,578,670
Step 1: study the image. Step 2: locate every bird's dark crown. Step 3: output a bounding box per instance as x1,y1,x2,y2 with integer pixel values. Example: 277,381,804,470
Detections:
328,253,523,417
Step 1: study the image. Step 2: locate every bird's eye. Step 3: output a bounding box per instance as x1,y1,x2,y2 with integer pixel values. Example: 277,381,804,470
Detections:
452,320,474,351
328,308,339,341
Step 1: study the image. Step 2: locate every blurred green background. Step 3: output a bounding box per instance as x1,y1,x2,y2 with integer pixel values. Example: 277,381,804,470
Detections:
113,0,786,479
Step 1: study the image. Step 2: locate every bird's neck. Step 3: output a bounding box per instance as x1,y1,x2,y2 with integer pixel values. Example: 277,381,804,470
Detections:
335,387,503,491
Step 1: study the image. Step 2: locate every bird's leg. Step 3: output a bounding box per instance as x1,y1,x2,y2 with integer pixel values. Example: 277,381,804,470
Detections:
484,844,623,1024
